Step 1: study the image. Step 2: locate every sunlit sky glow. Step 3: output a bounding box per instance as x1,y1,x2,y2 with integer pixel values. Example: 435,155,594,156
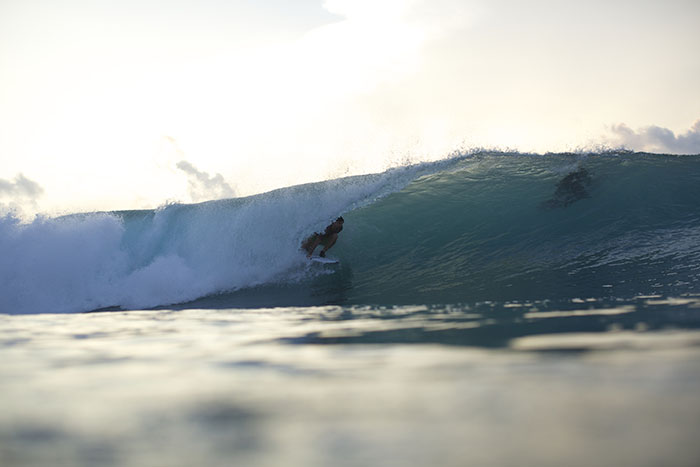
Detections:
1,0,699,214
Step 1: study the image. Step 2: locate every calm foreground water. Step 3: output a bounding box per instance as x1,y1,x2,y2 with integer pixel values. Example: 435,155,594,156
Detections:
2,297,700,467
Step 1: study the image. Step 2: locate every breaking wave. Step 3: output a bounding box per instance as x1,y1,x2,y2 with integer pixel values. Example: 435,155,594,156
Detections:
2,151,699,314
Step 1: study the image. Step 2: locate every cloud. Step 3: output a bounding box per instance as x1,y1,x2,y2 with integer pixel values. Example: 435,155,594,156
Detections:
610,120,700,154
162,135,236,203
176,160,236,202
0,173,44,200
0,173,44,216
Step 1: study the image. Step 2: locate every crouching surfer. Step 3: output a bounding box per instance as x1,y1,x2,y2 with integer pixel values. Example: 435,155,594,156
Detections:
301,217,344,258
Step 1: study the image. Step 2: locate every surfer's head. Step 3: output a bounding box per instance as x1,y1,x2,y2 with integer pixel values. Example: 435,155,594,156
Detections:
336,216,344,223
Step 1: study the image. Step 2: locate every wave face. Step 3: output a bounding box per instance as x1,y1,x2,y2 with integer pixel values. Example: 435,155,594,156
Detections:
2,152,700,313
337,152,700,304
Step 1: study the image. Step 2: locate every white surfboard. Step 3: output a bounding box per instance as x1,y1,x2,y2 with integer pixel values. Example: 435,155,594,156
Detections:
310,256,339,264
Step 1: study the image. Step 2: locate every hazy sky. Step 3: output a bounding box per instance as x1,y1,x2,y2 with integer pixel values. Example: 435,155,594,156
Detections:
1,0,699,214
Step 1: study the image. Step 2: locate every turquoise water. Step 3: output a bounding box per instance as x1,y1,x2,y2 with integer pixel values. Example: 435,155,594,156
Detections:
2,152,700,466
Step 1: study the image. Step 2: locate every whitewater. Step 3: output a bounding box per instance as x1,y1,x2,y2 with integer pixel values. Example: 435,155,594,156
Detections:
2,151,699,314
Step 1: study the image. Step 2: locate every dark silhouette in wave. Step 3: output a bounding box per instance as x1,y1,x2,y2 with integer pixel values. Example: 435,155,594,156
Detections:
543,167,592,209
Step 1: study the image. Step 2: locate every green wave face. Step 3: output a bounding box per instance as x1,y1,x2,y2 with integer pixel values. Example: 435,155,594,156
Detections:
322,153,700,305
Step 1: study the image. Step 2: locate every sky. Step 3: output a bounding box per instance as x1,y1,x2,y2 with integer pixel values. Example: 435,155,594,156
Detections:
1,0,699,215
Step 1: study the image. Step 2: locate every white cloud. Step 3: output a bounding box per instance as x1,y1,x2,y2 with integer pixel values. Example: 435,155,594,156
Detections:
176,160,235,203
0,173,44,216
0,173,43,199
609,120,700,155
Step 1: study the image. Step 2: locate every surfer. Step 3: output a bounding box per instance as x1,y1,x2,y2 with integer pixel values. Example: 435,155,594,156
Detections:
301,217,344,258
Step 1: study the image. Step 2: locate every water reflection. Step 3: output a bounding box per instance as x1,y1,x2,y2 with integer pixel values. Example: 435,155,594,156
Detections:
276,297,700,349
2,297,700,467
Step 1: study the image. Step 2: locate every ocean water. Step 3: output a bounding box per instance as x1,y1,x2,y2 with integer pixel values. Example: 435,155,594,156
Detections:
2,151,700,466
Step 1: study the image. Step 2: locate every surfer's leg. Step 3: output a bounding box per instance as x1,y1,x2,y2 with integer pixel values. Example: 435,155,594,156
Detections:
320,234,337,257
303,234,322,257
